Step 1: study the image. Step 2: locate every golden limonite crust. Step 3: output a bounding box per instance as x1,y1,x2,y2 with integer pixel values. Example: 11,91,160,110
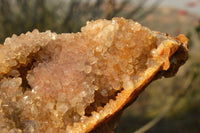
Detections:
0,18,188,133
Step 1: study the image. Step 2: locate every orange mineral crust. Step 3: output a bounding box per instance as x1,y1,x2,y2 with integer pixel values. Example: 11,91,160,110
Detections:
0,18,188,133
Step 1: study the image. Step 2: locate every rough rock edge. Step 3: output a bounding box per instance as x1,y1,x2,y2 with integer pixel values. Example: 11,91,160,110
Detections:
0,21,188,133
85,34,188,133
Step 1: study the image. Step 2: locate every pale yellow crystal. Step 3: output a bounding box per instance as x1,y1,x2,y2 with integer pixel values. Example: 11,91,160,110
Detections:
0,18,188,133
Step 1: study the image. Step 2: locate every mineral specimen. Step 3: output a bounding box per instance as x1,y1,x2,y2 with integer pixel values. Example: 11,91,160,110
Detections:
0,17,188,133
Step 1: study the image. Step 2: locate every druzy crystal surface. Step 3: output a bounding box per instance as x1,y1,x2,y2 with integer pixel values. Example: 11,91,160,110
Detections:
0,18,188,133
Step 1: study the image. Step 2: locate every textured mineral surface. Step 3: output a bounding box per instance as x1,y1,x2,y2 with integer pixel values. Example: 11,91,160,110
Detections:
0,17,188,133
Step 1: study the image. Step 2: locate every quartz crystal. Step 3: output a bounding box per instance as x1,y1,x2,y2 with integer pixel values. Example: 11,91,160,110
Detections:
0,18,188,133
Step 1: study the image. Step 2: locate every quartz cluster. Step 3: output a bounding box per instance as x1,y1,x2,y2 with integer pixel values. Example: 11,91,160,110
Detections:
0,18,188,133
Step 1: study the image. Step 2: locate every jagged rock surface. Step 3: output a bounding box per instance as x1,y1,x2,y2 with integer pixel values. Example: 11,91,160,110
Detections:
0,18,188,133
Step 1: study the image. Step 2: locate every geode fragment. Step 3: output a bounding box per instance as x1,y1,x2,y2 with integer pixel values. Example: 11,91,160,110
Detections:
0,17,188,133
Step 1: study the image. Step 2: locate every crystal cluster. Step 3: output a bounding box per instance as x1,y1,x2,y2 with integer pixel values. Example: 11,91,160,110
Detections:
0,18,188,133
